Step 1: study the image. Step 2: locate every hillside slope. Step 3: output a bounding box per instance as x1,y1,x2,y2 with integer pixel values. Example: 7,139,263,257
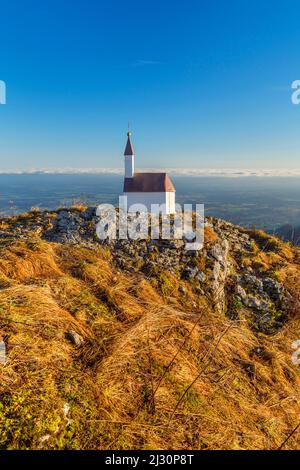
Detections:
275,224,300,246
0,207,300,450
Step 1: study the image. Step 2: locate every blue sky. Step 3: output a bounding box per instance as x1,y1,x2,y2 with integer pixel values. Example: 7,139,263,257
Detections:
0,0,300,170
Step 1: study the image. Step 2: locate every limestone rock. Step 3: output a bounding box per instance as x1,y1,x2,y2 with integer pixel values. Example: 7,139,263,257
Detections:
66,330,84,347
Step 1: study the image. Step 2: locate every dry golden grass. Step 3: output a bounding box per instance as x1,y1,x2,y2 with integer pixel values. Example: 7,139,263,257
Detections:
204,226,218,245
0,240,62,281
0,237,300,449
69,204,88,212
247,229,295,261
240,230,298,274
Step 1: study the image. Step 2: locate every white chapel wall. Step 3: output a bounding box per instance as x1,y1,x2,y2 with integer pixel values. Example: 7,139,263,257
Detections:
124,192,175,214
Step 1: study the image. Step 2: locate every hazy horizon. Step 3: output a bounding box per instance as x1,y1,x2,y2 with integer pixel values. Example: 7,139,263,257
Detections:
2,173,300,232
1,167,300,177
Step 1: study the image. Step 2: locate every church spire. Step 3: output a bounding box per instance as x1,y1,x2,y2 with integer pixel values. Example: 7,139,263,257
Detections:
124,130,134,156
124,129,134,178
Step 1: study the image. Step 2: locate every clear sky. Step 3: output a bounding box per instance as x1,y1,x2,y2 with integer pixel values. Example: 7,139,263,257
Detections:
0,0,300,170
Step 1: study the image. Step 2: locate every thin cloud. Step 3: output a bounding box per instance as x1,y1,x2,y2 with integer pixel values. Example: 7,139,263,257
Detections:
2,168,300,177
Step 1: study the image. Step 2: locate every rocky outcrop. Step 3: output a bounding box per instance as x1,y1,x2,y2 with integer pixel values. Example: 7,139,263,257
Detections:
43,208,97,245
0,207,294,334
205,239,230,313
65,330,84,347
231,272,292,333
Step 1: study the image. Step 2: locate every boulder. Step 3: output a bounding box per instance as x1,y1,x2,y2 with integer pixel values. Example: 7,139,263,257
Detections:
66,330,84,347
181,266,199,280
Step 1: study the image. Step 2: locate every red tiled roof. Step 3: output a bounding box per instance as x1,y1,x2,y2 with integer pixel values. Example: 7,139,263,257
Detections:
124,134,134,155
123,173,175,193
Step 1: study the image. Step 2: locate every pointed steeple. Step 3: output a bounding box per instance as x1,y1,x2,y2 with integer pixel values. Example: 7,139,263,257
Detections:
124,130,135,178
124,131,134,156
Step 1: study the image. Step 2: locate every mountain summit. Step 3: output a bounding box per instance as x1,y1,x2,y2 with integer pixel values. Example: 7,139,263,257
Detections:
0,207,300,450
